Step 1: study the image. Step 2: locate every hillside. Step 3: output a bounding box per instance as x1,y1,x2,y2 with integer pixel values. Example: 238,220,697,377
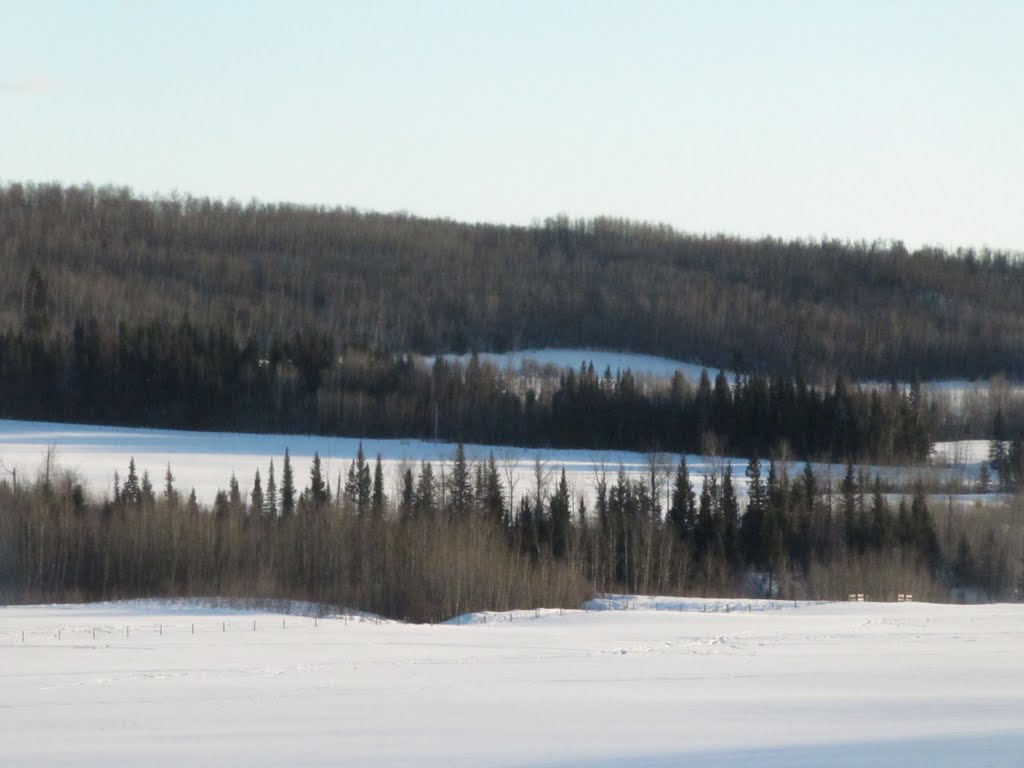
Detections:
3,182,1023,381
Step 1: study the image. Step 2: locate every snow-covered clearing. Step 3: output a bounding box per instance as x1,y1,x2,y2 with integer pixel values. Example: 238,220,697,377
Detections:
0,419,997,508
432,348,731,382
2,597,1022,766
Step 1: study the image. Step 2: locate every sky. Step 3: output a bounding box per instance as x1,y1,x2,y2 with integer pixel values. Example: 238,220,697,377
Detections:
1,0,1021,251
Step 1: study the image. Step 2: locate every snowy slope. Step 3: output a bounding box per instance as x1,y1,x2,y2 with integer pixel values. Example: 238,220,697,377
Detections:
2,598,1022,766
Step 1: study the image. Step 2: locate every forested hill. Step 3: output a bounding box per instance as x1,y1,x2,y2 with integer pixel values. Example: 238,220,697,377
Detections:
2,182,1022,380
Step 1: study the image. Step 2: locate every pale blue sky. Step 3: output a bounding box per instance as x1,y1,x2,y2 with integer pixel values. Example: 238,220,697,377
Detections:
2,1,1021,250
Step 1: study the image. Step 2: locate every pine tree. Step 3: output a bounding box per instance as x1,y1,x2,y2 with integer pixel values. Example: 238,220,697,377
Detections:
281,448,295,517
187,488,199,515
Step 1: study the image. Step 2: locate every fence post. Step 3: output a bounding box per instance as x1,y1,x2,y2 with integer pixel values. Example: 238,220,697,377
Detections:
253,620,256,632
191,623,195,635
222,621,225,633
126,626,130,638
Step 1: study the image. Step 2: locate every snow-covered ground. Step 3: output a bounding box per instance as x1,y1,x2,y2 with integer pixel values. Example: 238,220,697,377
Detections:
431,347,732,381
0,419,996,507
2,597,1022,766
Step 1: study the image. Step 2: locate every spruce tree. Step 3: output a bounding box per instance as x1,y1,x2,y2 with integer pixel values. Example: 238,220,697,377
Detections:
250,469,264,516
266,459,278,517
721,465,740,567
281,448,295,517
414,461,436,516
483,453,505,526
124,458,140,506
400,467,415,516
741,456,765,565
309,453,329,508
163,463,177,506
372,453,386,518
549,469,571,560
668,457,695,544
141,470,155,508
355,443,371,516
449,443,472,517
228,473,242,514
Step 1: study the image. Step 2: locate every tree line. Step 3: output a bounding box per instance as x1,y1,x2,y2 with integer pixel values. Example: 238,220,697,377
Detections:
3,182,1024,381
0,308,943,463
3,447,1021,618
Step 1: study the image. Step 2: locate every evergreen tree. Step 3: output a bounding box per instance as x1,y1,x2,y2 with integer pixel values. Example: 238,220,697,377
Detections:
124,458,140,506
841,461,857,550
140,470,155,508
667,456,696,544
266,459,278,517
449,443,472,517
308,452,329,509
354,443,371,516
163,463,177,506
741,456,766,565
400,467,415,516
482,453,505,526
372,453,386,518
228,473,243,514
910,483,940,569
281,448,295,517
186,487,199,515
953,533,976,588
414,461,436,516
720,465,740,567
869,475,890,549
549,468,571,560
250,469,264,516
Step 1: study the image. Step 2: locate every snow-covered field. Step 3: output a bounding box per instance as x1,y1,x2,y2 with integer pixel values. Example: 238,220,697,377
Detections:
0,419,997,508
434,348,731,382
2,597,1022,766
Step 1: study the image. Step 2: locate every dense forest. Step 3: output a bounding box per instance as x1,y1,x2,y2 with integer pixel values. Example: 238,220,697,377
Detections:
2,449,1021,619
0,305,943,463
2,182,1024,381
